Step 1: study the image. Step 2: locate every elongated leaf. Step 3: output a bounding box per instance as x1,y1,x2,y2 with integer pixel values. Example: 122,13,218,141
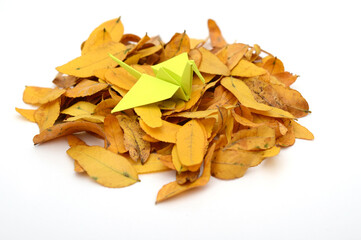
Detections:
57,42,129,78
33,121,106,145
67,145,139,188
139,119,181,143
65,79,108,98
23,86,65,105
104,114,127,154
134,104,162,128
176,119,206,167
34,98,60,132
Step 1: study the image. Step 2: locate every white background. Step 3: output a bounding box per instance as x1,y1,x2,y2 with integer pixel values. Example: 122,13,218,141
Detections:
1,0,360,239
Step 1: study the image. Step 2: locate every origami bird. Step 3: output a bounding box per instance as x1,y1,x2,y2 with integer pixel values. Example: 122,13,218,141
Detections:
109,52,205,113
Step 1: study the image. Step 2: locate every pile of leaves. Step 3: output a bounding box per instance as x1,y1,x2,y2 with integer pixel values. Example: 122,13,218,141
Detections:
16,17,313,203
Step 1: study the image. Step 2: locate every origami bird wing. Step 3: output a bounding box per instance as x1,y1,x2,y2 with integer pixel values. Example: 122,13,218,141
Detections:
111,74,179,112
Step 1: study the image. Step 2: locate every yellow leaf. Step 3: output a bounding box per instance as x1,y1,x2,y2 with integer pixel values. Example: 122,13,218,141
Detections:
139,119,181,143
211,148,255,180
64,79,108,98
225,43,248,70
292,120,314,140
65,114,105,123
104,67,137,90
231,109,262,128
57,42,129,78
66,145,139,188
67,135,87,173
231,59,267,77
34,99,60,132
156,143,215,203
104,114,127,154
15,108,36,122
276,119,295,147
207,19,227,48
134,103,163,128
250,146,281,167
33,121,106,145
133,153,171,174
262,57,284,75
171,145,187,173
227,125,276,151
82,17,124,55
61,101,97,116
171,109,218,119
23,86,65,105
198,47,230,76
176,119,206,168
163,31,190,60
81,28,113,55
94,98,118,116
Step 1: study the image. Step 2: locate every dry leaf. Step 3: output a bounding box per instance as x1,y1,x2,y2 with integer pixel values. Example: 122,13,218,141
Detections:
64,79,108,98
104,114,127,154
67,145,139,188
156,143,215,203
176,119,207,169
57,42,129,78
117,115,151,163
23,86,65,105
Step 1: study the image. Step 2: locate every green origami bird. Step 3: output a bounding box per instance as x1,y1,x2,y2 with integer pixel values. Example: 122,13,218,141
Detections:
109,52,205,113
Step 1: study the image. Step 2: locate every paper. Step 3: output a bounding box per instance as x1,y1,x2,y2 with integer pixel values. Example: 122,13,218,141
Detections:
109,53,205,113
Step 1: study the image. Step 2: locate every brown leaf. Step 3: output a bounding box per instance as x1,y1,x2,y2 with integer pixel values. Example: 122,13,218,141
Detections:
117,115,151,163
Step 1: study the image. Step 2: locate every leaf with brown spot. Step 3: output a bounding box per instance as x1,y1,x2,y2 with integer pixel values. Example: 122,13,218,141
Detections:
52,73,78,89
271,84,310,118
117,115,150,163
